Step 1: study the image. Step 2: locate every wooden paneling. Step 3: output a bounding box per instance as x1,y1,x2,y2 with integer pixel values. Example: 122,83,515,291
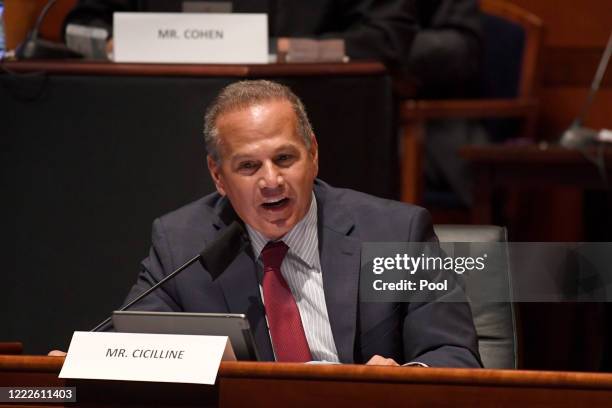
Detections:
539,88,612,139
2,0,76,49
541,47,612,87
505,0,612,47
3,0,45,50
504,0,612,139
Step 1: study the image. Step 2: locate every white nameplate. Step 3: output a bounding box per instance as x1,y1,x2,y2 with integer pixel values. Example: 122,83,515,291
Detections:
113,12,268,64
59,331,236,384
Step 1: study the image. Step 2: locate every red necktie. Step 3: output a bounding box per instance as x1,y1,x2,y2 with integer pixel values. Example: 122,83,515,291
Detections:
261,241,313,362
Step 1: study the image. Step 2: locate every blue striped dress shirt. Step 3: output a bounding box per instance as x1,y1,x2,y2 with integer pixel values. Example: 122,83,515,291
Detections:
246,193,340,362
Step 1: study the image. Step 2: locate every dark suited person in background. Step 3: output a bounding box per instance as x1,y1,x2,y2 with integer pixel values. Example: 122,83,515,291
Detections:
405,0,482,98
403,0,485,207
111,80,481,366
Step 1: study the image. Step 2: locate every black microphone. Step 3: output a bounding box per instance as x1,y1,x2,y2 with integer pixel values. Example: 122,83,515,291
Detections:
560,31,612,148
91,221,248,332
15,0,82,59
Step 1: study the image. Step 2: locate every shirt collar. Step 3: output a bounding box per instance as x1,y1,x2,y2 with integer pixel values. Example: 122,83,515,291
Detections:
246,192,319,268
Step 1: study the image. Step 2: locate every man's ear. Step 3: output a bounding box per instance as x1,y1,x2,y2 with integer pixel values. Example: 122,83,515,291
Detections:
310,134,319,176
207,155,226,196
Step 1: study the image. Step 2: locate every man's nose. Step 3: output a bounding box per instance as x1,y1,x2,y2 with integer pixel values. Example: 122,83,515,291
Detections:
258,162,284,189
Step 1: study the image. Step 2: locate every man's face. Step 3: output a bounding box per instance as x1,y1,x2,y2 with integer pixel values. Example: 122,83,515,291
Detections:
207,99,319,240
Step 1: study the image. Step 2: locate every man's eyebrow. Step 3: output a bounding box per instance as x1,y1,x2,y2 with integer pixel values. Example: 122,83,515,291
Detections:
273,144,300,152
230,144,300,162
230,154,257,162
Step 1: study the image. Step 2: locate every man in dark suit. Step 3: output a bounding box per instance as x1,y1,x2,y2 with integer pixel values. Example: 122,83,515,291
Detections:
120,80,481,367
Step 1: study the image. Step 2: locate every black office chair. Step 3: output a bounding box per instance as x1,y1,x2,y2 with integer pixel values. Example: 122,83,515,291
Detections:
434,224,518,369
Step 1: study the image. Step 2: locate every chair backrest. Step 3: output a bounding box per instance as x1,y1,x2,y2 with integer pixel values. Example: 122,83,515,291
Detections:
478,0,543,141
479,0,543,99
434,224,518,369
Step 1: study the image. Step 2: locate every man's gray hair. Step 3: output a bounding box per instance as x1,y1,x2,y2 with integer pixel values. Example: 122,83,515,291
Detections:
204,80,314,162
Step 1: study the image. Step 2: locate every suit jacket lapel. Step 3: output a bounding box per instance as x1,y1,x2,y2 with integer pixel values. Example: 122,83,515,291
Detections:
211,198,274,361
316,182,361,363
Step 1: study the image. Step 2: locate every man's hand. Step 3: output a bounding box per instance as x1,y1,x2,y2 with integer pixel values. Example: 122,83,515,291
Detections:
48,350,67,357
365,355,399,366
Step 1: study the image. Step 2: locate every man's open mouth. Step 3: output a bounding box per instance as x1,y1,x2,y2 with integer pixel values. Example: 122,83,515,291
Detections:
261,198,290,209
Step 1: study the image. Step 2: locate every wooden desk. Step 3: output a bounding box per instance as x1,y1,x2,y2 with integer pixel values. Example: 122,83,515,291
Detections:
2,356,612,407
461,144,612,224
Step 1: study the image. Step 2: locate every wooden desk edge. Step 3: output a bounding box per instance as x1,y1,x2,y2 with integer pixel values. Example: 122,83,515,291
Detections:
3,355,612,390
0,60,387,78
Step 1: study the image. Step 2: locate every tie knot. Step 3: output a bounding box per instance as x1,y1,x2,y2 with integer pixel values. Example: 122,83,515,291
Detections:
262,241,289,270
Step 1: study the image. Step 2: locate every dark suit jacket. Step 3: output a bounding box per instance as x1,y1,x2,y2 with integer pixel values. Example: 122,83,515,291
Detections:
408,0,483,98
121,180,481,367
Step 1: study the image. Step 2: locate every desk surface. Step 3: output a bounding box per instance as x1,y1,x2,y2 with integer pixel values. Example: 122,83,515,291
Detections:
1,60,386,77
2,355,612,407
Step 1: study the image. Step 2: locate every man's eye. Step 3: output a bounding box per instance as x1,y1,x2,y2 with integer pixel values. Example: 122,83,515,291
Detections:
276,154,294,164
238,162,258,171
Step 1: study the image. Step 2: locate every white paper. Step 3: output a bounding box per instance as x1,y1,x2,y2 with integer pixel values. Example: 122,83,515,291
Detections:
59,331,235,384
113,12,268,63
